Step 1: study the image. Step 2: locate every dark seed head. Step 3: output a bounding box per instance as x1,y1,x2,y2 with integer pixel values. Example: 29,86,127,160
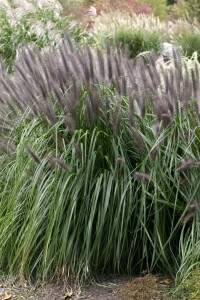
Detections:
63,116,76,133
48,156,69,171
117,157,125,165
183,212,195,225
150,147,158,161
73,143,82,161
113,106,121,135
161,113,171,127
180,176,189,185
134,172,150,182
188,201,198,213
195,160,200,168
176,159,193,172
131,127,144,150
25,146,41,164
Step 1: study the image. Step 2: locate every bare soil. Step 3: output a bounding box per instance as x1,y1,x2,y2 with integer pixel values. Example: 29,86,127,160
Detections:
0,275,173,300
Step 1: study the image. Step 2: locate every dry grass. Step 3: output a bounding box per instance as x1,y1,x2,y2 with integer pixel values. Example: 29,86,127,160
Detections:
91,11,166,40
119,275,171,300
88,10,200,51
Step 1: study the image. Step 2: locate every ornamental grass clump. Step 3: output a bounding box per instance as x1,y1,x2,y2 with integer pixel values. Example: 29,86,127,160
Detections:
90,11,167,50
0,37,200,284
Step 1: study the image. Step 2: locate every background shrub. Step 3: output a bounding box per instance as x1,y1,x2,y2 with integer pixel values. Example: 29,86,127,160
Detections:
176,33,200,61
112,27,163,58
91,12,167,51
184,0,200,22
167,0,189,20
135,0,167,19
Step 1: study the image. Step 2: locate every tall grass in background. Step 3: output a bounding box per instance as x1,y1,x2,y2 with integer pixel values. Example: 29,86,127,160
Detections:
90,11,168,50
0,37,200,288
0,10,67,69
89,10,200,63
0,2,200,70
0,0,85,69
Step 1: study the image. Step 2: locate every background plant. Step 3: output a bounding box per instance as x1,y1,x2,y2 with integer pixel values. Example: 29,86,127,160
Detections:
112,27,163,58
175,32,200,61
184,0,200,22
0,0,86,69
135,0,167,19
89,10,200,63
90,11,167,50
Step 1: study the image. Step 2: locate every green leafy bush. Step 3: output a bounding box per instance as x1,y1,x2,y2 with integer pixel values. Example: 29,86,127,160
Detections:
176,33,200,61
112,27,163,58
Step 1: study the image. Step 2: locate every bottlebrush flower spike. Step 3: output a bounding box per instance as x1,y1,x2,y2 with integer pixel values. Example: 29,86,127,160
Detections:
183,212,195,225
187,201,198,213
134,172,150,182
25,145,41,164
176,159,193,172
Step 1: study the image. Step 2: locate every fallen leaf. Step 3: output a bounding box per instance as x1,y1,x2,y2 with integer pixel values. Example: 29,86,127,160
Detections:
159,278,172,285
2,291,12,300
62,290,73,299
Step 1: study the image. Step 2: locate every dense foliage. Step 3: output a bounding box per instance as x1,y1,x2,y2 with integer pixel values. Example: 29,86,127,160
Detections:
0,37,199,287
0,1,200,297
